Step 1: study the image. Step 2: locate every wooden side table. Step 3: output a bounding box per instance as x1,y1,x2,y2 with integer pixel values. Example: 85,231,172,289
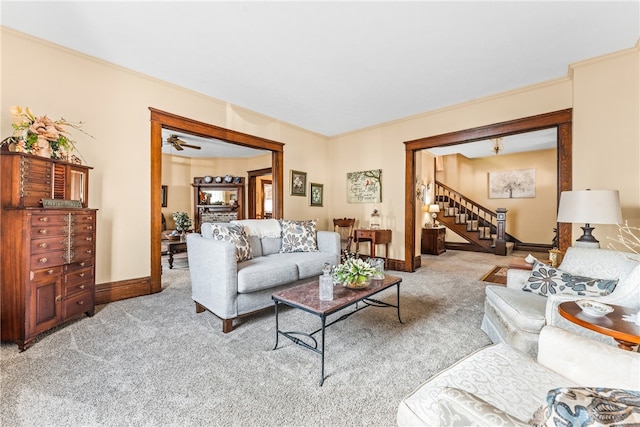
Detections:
421,227,446,255
558,301,640,351
354,229,391,264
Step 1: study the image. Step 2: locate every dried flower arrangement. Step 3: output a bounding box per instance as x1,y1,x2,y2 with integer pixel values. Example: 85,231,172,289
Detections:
1,106,93,163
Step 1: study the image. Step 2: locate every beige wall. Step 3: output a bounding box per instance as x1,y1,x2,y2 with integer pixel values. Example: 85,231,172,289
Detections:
2,28,638,282
437,149,557,243
1,28,330,284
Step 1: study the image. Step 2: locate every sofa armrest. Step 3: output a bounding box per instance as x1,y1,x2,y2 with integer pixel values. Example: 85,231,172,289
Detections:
186,233,240,319
506,268,530,290
538,326,640,390
437,387,529,427
317,230,341,257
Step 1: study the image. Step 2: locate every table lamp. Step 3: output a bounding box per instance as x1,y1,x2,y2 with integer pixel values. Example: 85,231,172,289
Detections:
556,189,622,248
428,204,440,227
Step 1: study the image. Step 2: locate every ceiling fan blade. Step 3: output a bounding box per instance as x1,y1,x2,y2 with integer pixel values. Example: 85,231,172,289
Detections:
181,143,201,150
173,143,184,151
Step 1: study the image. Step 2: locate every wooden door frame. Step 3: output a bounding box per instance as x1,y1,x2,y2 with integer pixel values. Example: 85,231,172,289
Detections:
247,167,273,219
403,109,573,272
150,108,284,293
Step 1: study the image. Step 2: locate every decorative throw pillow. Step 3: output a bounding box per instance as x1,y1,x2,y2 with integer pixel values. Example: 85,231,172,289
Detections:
530,387,640,427
210,223,252,262
523,260,617,297
279,219,318,253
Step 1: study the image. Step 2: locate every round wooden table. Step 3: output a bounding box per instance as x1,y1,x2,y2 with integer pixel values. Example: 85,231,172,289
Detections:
558,301,640,351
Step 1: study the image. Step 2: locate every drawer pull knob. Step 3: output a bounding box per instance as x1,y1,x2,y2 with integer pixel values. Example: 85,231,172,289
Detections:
86,216,93,220
79,284,85,289
39,229,48,235
79,262,86,267
56,295,62,302
39,217,49,222
38,257,48,263
86,226,93,230
77,301,84,306
47,269,54,275
86,250,93,254
39,243,48,248
79,273,85,277
85,237,92,241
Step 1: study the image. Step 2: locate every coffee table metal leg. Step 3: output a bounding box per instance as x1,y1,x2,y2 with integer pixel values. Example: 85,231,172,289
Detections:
273,301,280,350
396,283,403,324
320,315,326,386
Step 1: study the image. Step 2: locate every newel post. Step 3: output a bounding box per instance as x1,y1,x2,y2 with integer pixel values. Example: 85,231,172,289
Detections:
495,208,508,256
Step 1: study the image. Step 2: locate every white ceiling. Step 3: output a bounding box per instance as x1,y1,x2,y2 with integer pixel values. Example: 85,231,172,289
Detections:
2,1,638,151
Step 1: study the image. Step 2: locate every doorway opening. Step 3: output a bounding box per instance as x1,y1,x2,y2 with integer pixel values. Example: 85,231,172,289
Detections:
403,109,573,272
149,108,285,295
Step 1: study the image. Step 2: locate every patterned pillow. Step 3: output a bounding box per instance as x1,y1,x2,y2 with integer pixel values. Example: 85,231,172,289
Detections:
210,223,252,262
523,260,617,297
530,387,640,427
279,219,318,253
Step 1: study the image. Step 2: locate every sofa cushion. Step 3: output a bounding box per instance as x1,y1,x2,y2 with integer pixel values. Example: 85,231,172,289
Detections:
209,223,252,262
237,257,298,293
267,251,338,280
437,387,529,427
531,388,640,427
485,286,547,333
396,342,578,425
280,219,318,253
523,260,617,297
261,237,282,256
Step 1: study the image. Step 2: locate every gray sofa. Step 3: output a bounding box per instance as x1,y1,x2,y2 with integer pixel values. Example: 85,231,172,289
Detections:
187,219,340,332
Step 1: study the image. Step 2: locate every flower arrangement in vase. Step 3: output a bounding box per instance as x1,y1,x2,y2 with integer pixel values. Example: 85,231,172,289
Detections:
333,255,376,289
173,212,192,234
0,106,92,163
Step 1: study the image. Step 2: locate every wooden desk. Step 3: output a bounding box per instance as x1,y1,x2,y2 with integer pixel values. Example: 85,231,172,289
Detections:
354,229,391,263
558,301,640,351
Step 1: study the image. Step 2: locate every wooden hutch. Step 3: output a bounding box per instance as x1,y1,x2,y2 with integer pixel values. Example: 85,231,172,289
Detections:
192,176,244,232
1,151,97,350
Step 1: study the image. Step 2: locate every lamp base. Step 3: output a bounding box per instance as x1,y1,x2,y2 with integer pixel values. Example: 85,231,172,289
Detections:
574,224,600,248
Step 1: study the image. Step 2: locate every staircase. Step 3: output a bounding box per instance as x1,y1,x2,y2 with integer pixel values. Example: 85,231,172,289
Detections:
433,181,519,255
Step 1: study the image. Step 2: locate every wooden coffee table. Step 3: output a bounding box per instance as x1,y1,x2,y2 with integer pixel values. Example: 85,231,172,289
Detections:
163,240,188,269
272,275,402,386
558,301,640,351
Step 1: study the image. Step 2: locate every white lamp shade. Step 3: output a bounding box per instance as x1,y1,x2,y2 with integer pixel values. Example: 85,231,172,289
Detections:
428,204,440,213
557,190,622,225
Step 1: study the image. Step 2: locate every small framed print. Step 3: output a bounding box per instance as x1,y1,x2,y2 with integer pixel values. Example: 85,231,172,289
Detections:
290,170,307,196
310,183,323,207
161,185,168,207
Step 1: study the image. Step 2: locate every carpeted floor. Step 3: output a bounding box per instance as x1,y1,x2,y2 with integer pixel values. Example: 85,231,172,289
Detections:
1,250,524,427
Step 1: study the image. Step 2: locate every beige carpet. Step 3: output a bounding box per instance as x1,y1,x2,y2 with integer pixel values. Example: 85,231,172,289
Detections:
0,250,516,427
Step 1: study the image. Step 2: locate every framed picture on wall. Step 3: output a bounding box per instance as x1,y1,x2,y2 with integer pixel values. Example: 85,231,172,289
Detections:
161,185,168,207
347,169,382,203
290,170,307,196
488,169,536,199
310,183,323,207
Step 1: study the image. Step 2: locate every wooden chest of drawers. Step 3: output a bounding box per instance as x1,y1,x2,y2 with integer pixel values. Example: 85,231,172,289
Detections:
1,209,97,350
1,151,96,350
421,227,446,255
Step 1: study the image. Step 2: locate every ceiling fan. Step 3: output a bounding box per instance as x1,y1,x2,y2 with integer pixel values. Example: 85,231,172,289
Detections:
166,134,201,151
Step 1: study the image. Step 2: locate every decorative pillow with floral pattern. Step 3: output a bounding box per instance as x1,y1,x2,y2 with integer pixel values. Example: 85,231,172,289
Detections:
523,260,617,297
530,387,640,427
210,223,252,262
279,219,318,253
